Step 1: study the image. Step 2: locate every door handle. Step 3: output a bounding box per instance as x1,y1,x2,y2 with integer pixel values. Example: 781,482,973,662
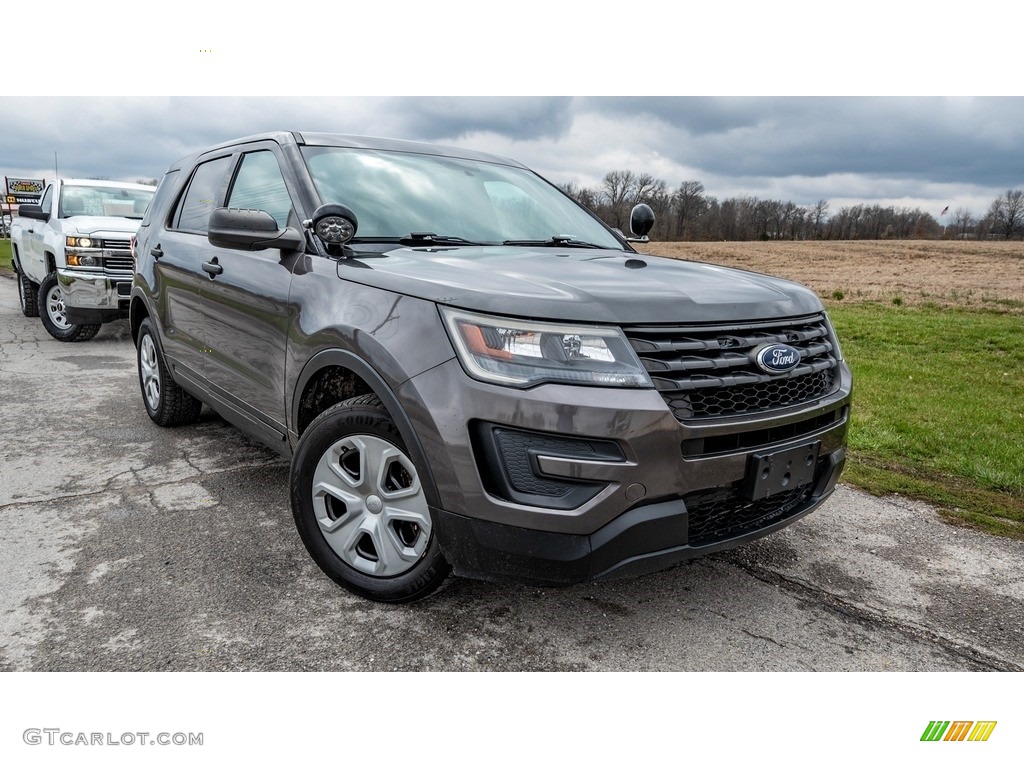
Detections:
151,245,163,260
202,260,223,277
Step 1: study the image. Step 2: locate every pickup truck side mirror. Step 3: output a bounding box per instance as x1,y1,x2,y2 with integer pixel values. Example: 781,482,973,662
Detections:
207,207,304,252
18,204,49,221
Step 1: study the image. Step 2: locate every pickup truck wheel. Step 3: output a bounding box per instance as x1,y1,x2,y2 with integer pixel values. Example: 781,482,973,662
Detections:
136,318,203,426
38,273,101,342
290,395,450,603
17,266,39,317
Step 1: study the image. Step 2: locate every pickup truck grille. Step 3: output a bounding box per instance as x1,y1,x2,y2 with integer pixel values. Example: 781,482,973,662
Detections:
103,253,134,271
624,314,840,420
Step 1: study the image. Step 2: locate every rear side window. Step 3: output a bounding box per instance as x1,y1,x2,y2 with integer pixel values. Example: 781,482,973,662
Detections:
174,156,231,233
227,151,294,228
141,170,180,227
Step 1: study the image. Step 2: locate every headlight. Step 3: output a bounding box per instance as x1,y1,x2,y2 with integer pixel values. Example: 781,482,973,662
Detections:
441,308,652,388
66,236,98,248
66,252,100,267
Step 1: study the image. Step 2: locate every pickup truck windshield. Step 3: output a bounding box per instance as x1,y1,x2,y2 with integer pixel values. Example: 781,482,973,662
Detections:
60,184,155,219
301,147,624,250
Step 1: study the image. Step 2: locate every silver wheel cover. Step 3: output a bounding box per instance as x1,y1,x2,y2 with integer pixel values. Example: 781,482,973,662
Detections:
139,333,161,411
311,434,431,577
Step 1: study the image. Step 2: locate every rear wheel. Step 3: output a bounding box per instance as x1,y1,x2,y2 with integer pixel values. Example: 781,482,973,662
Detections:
290,395,449,603
38,272,100,342
136,317,203,426
16,266,39,317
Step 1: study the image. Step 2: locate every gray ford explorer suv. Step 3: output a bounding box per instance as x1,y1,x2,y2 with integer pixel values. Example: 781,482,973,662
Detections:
131,131,851,603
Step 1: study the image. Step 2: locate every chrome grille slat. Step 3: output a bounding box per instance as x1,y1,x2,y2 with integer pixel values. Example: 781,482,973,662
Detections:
103,254,134,272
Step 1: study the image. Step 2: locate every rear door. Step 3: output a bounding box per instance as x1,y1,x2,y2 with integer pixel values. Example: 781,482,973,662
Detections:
151,154,234,385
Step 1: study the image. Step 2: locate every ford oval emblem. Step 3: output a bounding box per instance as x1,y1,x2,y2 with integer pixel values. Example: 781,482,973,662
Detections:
754,343,801,374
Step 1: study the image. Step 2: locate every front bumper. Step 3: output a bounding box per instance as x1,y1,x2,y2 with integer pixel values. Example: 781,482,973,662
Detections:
57,269,132,324
400,357,852,583
435,448,845,585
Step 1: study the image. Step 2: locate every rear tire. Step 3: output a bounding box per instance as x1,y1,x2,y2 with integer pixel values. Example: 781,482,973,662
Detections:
17,265,39,317
136,317,203,426
38,272,101,342
290,394,450,603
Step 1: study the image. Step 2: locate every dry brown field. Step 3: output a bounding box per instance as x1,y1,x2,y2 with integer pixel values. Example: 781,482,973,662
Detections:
640,240,1024,313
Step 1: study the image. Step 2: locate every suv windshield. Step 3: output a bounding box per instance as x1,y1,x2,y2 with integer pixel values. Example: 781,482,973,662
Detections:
301,147,624,250
60,184,155,219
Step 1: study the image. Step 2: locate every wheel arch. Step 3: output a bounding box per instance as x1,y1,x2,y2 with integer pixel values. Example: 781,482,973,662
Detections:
129,296,150,343
292,350,441,510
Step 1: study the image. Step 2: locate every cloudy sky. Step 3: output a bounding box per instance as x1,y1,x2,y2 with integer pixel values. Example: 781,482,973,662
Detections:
3,4,1020,221
3,96,1021,219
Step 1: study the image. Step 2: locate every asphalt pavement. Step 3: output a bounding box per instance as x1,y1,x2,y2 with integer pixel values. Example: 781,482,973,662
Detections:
1,274,1022,672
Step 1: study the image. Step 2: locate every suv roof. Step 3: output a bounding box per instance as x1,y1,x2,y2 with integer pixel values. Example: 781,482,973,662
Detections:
165,131,525,172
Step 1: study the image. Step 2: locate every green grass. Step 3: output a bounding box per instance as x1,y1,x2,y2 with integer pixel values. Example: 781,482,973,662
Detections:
827,302,1024,538
0,239,11,273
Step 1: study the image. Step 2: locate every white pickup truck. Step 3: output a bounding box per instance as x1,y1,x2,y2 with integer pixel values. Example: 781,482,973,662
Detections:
11,178,155,341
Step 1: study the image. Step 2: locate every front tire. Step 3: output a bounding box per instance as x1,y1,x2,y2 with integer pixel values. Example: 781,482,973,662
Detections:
290,395,450,603
38,272,100,342
16,265,39,317
136,317,203,426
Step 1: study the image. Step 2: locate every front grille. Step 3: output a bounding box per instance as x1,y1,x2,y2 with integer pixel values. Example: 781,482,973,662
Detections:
103,253,134,271
685,485,812,547
624,314,840,420
103,238,132,250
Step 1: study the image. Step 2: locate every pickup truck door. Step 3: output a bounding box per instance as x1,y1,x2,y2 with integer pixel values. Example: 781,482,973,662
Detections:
199,148,300,445
20,184,54,277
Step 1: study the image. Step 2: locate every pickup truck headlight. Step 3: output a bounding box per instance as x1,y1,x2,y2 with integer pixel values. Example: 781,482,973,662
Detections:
66,236,96,248
441,308,652,388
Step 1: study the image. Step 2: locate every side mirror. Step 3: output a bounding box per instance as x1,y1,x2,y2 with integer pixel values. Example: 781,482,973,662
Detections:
207,208,304,251
628,203,655,241
18,204,49,221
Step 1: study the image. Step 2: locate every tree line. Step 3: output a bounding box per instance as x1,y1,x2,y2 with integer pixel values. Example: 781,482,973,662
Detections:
559,171,1024,241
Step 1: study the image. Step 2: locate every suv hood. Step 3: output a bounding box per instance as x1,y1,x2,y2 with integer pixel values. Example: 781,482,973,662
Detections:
337,246,823,324
64,216,141,235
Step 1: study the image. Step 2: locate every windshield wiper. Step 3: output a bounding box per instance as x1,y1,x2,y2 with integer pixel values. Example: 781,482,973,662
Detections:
401,232,482,246
502,235,605,249
347,233,482,247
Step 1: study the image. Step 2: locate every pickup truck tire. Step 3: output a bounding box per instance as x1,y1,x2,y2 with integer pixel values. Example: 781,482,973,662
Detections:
136,317,204,426
290,394,450,603
17,266,39,317
38,272,101,342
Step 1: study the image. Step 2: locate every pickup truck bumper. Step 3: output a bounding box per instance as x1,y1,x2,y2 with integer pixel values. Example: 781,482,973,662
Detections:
58,269,132,324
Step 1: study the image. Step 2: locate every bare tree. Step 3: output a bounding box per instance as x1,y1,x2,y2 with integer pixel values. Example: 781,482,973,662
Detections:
951,207,975,238
810,199,830,239
600,170,636,229
671,180,707,238
987,189,1024,239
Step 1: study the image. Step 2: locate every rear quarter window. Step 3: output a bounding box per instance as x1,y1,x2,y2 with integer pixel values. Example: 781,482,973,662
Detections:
141,170,181,228
173,156,232,233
